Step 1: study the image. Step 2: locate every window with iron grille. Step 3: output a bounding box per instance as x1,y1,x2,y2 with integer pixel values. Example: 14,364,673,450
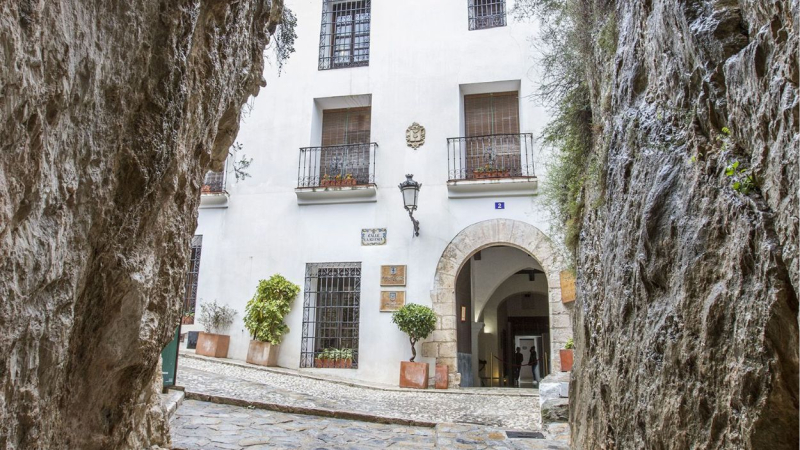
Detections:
319,1,371,70
182,235,203,323
300,263,361,369
468,0,507,30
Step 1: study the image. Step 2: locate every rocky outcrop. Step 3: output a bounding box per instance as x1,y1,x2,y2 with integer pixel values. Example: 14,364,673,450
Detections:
571,1,798,449
0,1,284,448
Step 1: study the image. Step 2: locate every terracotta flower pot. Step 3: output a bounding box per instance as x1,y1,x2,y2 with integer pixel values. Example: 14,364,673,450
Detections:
196,332,230,358
400,361,429,389
246,340,279,367
181,316,194,325
560,349,574,372
435,364,449,389
335,359,353,369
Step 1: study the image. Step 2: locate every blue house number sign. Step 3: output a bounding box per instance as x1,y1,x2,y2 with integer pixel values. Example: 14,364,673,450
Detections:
495,202,505,210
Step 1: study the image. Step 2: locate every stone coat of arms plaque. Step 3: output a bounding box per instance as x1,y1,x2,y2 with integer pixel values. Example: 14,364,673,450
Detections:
405,122,425,149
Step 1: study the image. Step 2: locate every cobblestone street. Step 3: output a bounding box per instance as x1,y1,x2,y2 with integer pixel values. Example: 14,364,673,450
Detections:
178,355,541,430
170,400,569,450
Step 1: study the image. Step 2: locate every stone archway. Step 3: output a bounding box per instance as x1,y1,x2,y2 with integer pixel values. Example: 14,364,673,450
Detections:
423,219,571,387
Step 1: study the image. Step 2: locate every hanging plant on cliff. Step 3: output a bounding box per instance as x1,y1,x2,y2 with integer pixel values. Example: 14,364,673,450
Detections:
392,304,437,362
243,274,300,345
514,0,599,258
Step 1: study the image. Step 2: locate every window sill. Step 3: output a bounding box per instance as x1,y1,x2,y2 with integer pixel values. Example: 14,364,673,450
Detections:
295,184,377,205
446,177,537,199
199,191,229,208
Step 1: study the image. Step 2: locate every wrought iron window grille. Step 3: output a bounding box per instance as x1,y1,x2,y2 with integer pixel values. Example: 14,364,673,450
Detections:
297,142,377,188
202,160,227,194
182,235,203,322
300,263,361,369
447,133,535,181
468,0,507,30
318,0,371,70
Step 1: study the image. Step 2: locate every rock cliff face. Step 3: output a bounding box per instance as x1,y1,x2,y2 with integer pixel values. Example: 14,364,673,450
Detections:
571,1,798,448
0,1,283,448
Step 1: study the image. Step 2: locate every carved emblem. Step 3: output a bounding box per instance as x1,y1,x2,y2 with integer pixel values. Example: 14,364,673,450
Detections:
405,122,426,149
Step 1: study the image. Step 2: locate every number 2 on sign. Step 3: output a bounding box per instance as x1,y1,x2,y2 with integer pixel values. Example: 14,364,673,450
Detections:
495,202,505,210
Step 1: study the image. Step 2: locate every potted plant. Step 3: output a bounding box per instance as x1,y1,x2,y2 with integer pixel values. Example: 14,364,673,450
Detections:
560,338,574,372
243,274,300,367
196,300,236,358
342,174,356,186
181,309,194,325
473,164,510,179
313,348,354,368
320,173,332,187
392,303,437,389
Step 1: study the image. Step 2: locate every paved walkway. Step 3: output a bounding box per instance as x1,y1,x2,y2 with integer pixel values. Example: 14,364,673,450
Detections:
178,355,541,431
170,399,570,450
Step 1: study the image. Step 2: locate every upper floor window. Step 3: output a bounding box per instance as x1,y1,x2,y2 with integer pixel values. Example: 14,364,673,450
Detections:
322,107,371,145
319,1,371,70
468,0,507,30
464,92,519,136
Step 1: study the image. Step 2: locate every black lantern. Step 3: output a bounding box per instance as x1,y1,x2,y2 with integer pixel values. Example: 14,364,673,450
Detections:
398,174,421,236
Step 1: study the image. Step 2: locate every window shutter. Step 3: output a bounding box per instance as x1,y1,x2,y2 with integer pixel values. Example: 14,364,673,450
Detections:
463,92,520,176
464,92,519,136
322,107,371,145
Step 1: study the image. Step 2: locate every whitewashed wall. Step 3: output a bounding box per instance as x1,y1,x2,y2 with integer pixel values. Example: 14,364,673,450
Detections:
191,0,556,386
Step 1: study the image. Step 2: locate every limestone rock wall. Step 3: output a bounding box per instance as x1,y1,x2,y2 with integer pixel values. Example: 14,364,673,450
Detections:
571,1,798,448
0,1,283,448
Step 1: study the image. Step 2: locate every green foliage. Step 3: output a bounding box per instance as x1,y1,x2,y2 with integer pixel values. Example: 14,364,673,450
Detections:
317,348,354,361
724,160,758,195
229,142,253,182
392,304,437,362
272,7,297,75
198,300,236,334
565,338,575,350
514,0,597,259
243,274,300,345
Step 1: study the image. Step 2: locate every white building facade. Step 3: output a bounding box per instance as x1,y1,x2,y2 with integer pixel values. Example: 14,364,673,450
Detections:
185,0,573,388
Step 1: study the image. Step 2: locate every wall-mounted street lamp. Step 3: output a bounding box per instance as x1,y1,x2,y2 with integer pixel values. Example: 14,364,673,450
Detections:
398,174,421,237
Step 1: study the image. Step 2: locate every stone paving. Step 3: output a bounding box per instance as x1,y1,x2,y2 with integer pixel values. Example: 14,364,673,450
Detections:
170,400,571,450
178,356,541,431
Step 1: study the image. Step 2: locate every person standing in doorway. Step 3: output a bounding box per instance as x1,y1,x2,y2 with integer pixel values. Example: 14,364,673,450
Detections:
529,345,539,387
513,347,524,387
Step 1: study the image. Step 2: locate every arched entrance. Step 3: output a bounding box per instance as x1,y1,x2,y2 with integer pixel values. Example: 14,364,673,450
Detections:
423,219,570,387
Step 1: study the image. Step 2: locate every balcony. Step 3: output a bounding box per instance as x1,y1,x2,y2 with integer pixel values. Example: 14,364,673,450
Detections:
200,166,228,208
295,143,378,205
446,133,537,198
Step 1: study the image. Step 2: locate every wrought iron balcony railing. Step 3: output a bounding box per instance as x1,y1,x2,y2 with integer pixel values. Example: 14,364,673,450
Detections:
297,142,377,188
202,169,226,194
447,133,535,181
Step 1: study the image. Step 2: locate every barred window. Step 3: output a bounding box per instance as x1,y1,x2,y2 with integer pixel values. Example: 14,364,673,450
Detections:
319,1,371,70
300,263,361,369
182,235,203,323
468,0,507,30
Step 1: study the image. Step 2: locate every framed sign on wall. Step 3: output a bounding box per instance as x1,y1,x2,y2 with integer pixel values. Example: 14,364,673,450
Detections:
380,265,406,286
380,291,406,312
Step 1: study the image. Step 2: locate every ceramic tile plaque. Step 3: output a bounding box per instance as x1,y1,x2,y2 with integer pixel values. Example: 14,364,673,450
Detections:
380,265,406,286
361,228,387,246
380,291,406,312
560,270,576,304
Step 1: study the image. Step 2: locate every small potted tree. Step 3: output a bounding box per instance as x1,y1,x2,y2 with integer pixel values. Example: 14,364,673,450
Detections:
243,274,300,367
196,300,236,358
392,303,437,389
560,338,574,372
